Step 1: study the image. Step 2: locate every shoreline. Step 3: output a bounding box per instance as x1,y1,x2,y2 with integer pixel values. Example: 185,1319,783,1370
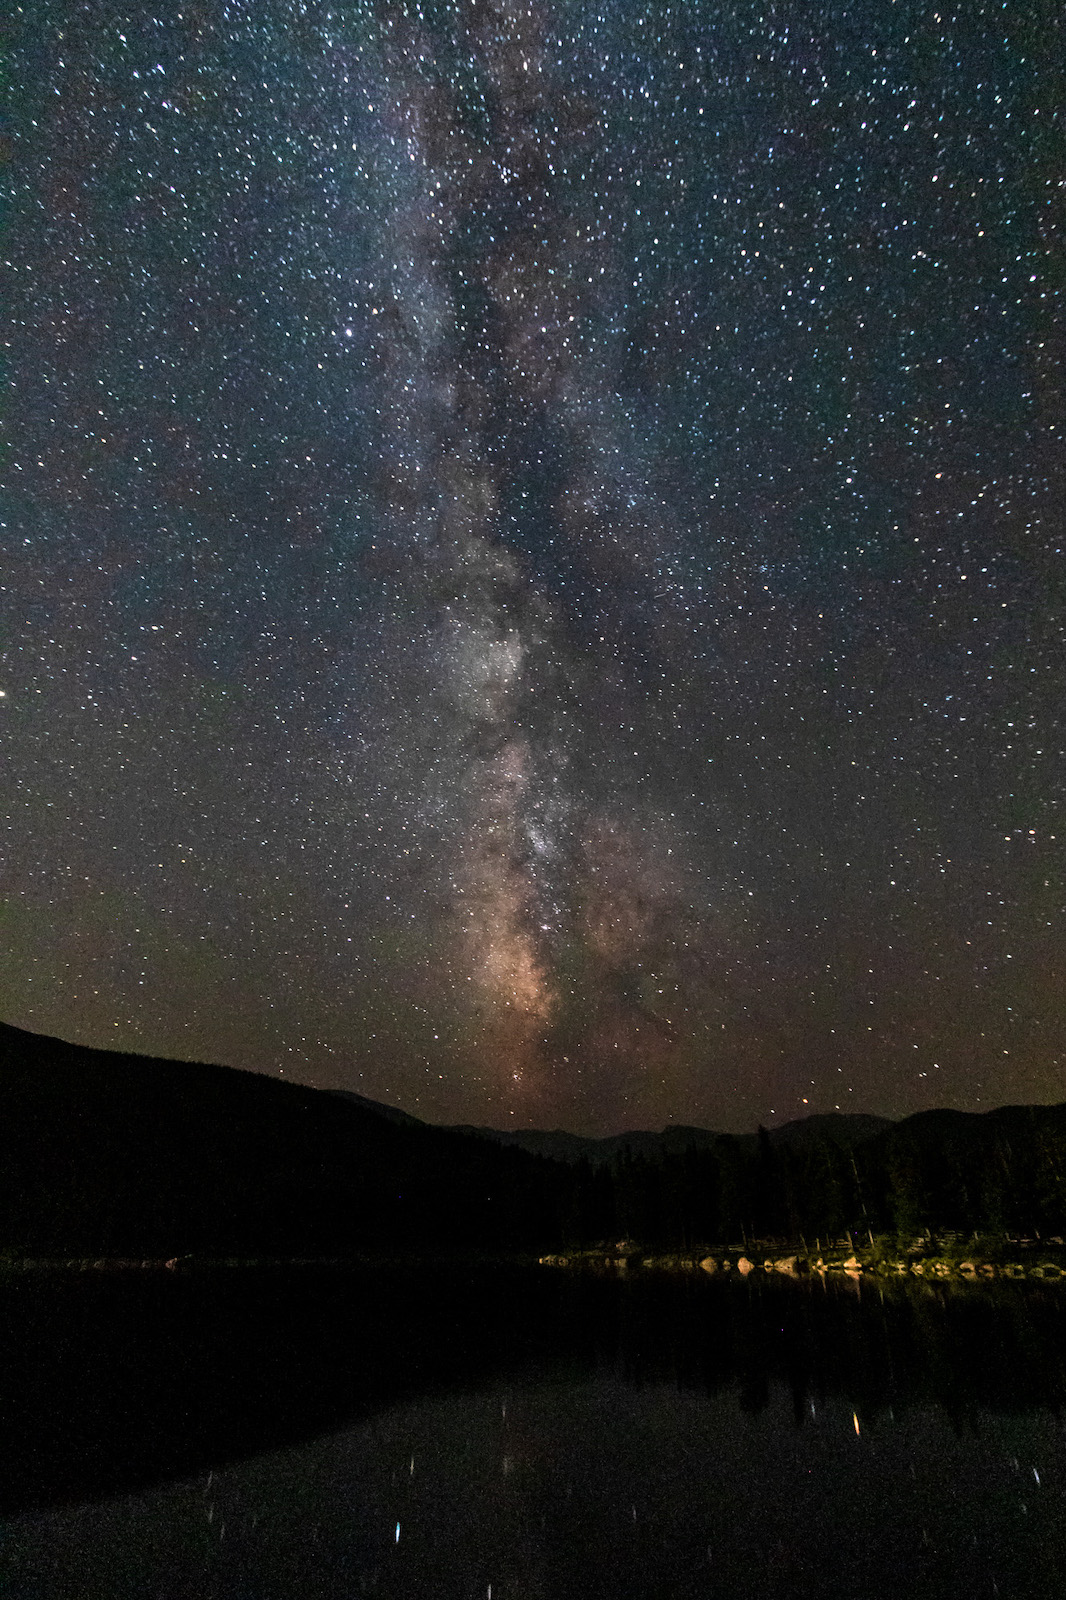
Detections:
3,1240,1066,1284
539,1240,1066,1283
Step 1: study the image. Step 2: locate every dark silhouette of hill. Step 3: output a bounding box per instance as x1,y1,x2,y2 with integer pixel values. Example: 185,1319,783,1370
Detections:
454,1111,893,1167
453,1104,1066,1246
448,1123,723,1166
870,1103,1066,1239
326,1088,426,1128
0,1022,565,1258
3,1020,1065,1257
765,1111,893,1150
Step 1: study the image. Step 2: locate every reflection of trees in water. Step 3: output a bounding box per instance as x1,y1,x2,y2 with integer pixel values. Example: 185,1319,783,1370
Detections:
598,1271,1066,1429
5,1266,1064,1514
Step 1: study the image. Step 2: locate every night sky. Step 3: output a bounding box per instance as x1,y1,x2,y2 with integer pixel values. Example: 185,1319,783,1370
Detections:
4,1,1063,1134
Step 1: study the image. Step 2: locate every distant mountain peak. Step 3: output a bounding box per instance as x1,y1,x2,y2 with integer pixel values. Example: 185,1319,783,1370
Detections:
454,1110,896,1165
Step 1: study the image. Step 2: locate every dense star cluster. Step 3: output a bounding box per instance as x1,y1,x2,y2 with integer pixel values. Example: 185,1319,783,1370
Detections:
3,1,1062,1132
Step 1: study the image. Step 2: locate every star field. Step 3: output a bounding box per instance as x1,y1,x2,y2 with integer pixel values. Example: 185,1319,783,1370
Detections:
2,0,1063,1132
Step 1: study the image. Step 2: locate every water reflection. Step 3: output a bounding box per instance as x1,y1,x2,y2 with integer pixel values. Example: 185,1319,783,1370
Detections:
3,1266,1066,1598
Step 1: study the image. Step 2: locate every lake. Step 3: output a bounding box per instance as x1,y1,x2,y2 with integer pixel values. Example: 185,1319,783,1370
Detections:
2,1263,1065,1598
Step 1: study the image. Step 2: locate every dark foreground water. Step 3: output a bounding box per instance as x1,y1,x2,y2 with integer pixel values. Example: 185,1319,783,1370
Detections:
2,1263,1066,1599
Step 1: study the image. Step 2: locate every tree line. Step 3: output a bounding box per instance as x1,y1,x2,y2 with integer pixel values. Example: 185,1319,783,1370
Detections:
555,1109,1066,1250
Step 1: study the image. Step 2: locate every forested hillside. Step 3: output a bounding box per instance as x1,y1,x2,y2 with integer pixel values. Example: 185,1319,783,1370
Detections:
0,1023,562,1257
558,1110,1066,1249
3,1022,1064,1258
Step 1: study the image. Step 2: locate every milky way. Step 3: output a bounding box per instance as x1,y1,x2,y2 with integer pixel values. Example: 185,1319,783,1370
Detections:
3,1,1063,1131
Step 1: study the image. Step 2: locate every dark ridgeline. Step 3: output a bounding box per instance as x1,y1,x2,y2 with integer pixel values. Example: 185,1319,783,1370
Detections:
0,1022,562,1258
2,1020,1066,1258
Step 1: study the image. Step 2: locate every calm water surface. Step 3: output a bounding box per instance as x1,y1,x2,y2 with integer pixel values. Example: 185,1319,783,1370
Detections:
2,1264,1065,1598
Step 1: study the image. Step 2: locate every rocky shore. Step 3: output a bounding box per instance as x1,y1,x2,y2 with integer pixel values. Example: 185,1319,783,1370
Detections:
539,1238,1066,1283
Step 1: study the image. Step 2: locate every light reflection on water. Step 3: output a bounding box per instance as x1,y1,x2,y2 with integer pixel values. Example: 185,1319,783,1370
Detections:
3,1269,1066,1598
